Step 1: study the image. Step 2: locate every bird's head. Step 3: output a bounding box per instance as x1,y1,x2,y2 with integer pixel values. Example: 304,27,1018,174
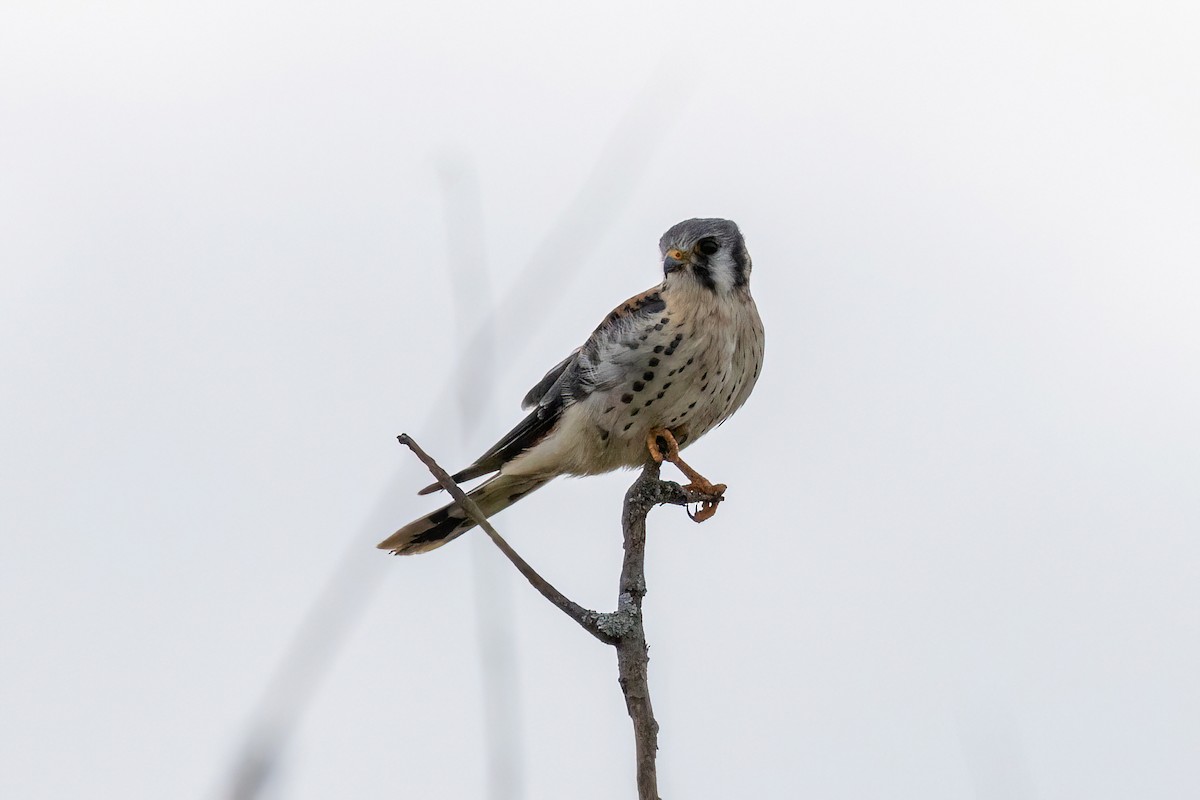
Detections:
659,218,752,294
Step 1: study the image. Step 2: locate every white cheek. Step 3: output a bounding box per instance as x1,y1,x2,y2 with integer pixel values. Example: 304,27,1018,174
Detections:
709,254,739,293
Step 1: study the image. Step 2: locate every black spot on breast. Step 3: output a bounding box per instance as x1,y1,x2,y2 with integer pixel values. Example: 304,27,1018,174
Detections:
604,406,615,414
653,345,664,353
660,317,670,324
654,323,664,331
667,368,677,377
644,398,654,407
631,408,640,417
598,428,610,441
726,391,734,403
662,382,672,390
688,401,697,409
669,416,679,424
680,410,689,418
633,381,645,392
643,371,654,381
625,342,640,350
648,357,660,367
701,371,709,381
638,333,649,341
686,357,694,365
701,383,709,392
655,391,665,399
621,394,633,404
623,422,634,431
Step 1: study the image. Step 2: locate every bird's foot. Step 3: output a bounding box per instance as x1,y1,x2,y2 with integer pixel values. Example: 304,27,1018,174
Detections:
646,427,726,523
646,427,681,463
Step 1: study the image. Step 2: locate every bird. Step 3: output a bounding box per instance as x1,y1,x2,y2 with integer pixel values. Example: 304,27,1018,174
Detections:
380,217,765,555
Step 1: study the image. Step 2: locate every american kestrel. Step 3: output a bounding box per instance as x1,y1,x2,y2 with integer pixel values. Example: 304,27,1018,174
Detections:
380,218,765,555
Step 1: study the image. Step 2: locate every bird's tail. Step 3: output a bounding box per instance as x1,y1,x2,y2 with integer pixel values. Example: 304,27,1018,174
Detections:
377,474,550,555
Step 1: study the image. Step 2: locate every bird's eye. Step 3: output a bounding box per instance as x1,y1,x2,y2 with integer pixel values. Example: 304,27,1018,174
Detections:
696,238,720,256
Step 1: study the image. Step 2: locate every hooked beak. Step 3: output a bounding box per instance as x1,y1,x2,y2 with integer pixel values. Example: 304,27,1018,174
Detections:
663,248,689,274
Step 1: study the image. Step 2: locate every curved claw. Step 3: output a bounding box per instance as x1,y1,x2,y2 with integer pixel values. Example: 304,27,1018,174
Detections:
687,499,722,523
684,482,725,523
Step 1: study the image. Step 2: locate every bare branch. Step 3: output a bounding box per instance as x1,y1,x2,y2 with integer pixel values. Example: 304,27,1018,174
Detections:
397,434,616,645
397,434,723,800
616,460,664,800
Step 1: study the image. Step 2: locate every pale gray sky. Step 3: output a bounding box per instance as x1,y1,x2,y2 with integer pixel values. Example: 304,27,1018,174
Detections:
2,1,1199,798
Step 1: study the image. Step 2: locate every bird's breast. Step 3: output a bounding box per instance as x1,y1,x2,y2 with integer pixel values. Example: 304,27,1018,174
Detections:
562,291,763,475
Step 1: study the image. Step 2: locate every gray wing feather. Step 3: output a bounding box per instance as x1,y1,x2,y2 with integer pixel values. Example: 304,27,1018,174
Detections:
417,286,666,495
521,349,580,410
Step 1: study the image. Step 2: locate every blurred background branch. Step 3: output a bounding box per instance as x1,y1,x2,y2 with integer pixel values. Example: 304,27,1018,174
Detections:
436,153,523,800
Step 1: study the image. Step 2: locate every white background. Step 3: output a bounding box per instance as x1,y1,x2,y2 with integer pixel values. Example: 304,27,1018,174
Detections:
2,1,1198,798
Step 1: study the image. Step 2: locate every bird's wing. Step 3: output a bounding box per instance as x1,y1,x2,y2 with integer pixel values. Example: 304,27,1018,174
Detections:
573,286,667,394
417,286,666,494
520,350,579,410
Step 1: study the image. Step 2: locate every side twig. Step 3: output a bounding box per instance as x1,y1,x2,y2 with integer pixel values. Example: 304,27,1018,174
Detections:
398,434,613,644
397,434,719,800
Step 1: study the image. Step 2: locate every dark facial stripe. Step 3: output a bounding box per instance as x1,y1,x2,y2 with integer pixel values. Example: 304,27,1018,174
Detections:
731,239,751,288
692,262,717,292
